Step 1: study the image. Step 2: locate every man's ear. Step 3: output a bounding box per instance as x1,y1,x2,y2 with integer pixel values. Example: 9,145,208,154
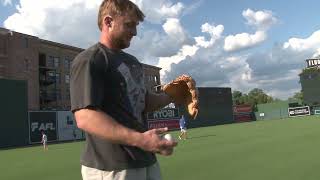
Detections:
104,16,113,27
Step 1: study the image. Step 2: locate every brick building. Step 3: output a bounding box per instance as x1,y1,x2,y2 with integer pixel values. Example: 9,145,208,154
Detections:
0,27,161,110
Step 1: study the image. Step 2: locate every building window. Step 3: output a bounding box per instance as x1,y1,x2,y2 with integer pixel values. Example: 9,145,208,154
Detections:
64,58,71,70
65,75,70,84
54,57,60,68
55,73,60,84
48,56,54,67
154,76,158,83
66,89,70,100
48,71,55,81
48,56,60,68
39,53,46,66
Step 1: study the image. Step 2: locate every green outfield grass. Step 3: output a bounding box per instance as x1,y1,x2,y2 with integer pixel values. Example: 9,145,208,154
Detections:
1,116,320,180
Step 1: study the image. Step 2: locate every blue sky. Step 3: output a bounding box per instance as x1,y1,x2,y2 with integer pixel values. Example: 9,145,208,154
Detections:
178,0,320,49
1,0,320,99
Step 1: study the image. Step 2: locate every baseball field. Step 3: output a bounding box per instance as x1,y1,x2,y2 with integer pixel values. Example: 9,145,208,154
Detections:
1,115,320,180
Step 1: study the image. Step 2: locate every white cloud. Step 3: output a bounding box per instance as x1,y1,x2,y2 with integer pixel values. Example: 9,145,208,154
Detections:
128,19,193,65
181,0,203,16
163,25,320,100
313,48,320,58
162,18,186,41
220,56,253,90
158,44,199,76
223,9,276,52
224,31,266,52
201,23,224,37
195,23,224,48
283,30,320,52
1,0,12,6
3,0,188,48
157,22,224,76
4,0,101,48
130,0,184,24
158,2,184,17
255,69,302,99
242,8,277,30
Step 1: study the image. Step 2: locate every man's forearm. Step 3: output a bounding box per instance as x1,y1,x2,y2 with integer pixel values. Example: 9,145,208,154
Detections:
145,92,173,112
74,108,142,147
74,108,178,155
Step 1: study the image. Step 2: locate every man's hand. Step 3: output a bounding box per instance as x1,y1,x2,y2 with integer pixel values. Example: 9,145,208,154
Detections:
138,127,178,156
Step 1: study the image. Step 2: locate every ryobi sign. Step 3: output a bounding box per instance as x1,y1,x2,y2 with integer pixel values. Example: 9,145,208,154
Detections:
147,108,179,120
147,108,180,130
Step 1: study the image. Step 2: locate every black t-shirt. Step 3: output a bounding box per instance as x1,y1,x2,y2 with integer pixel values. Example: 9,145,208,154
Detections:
70,43,156,171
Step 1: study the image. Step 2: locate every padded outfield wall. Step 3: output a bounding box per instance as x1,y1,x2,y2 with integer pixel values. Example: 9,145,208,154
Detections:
29,111,85,144
0,79,29,148
57,111,84,141
254,101,289,120
180,87,234,128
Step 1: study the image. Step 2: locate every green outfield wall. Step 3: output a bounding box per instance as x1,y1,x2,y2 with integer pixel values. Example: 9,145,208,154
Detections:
0,79,29,148
254,101,289,120
181,87,234,128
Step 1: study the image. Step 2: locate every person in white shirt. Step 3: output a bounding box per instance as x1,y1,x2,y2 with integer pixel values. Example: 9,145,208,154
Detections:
41,131,48,151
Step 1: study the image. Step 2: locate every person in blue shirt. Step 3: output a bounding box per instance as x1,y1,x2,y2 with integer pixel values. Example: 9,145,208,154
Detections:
179,115,187,140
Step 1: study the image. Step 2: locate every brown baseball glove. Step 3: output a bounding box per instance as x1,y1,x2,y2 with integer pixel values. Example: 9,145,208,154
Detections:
162,75,199,119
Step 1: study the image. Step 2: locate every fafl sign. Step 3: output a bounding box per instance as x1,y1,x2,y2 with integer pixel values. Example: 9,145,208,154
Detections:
147,108,180,130
29,111,58,143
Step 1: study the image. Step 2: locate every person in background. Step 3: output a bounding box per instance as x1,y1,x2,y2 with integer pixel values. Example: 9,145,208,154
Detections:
179,115,188,140
41,131,48,151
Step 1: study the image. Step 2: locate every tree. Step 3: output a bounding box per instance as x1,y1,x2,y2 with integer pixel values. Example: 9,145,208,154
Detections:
293,91,303,102
247,88,273,105
232,88,275,111
232,90,242,105
288,91,303,104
